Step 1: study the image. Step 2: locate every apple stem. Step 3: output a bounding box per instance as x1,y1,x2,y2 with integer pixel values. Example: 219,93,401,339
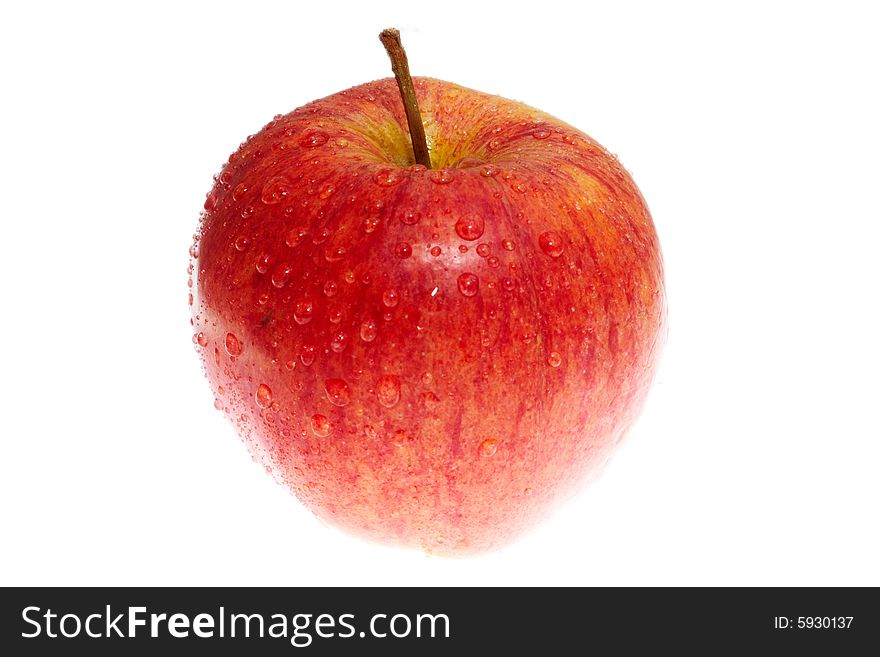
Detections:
379,28,432,169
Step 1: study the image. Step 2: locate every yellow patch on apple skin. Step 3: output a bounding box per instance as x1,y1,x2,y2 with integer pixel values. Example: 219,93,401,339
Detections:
337,114,415,167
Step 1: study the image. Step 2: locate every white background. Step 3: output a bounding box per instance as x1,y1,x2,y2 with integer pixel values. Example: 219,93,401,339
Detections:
1,1,878,586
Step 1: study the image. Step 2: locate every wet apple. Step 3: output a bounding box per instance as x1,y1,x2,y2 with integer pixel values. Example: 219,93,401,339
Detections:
189,29,666,555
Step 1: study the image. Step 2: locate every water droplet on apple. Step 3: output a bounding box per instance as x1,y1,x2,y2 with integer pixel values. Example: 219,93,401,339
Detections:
374,168,403,187
487,256,500,269
502,277,515,291
330,330,348,353
458,245,468,254
194,332,208,347
299,128,329,148
271,264,292,288
502,239,515,251
395,242,412,259
532,128,551,139
430,246,442,257
363,216,381,233
476,243,490,257
261,176,292,204
286,227,308,247
382,288,399,308
256,253,272,274
325,245,346,262
234,235,250,251
232,182,249,200
189,243,200,259
457,272,480,297
539,231,565,258
225,332,242,356
429,169,454,185
240,205,255,218
376,374,401,408
204,192,218,211
293,299,314,324
313,227,331,244
455,214,485,241
480,164,499,177
255,384,273,409
318,183,336,199
360,319,378,342
324,378,351,406
479,438,498,457
323,280,338,297
311,414,330,437
548,352,562,368
400,209,421,225
511,182,527,194
300,344,316,366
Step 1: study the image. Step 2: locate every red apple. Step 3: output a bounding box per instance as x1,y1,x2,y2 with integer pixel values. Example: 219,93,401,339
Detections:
189,31,666,555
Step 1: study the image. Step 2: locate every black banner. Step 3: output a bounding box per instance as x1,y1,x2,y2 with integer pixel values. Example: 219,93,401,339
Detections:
1,587,877,654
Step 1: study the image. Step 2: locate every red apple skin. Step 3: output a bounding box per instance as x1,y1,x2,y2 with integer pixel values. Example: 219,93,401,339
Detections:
189,77,666,556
